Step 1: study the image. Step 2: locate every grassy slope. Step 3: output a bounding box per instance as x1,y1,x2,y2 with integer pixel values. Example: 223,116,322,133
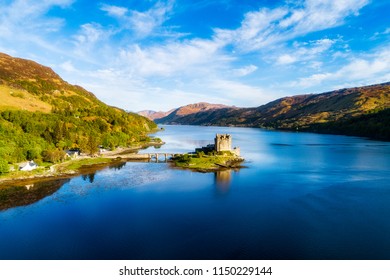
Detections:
0,85,52,112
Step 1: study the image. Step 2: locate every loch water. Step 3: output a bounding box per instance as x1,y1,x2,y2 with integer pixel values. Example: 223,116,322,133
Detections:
0,125,389,259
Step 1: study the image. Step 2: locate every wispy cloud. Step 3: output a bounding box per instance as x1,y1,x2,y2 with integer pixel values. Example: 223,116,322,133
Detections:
232,65,258,77
0,0,75,62
215,0,369,52
292,46,390,88
276,38,336,65
100,4,128,17
210,79,276,106
0,0,73,34
117,38,229,77
100,0,175,38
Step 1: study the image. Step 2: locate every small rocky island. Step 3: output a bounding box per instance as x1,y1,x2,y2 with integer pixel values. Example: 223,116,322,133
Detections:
172,134,244,171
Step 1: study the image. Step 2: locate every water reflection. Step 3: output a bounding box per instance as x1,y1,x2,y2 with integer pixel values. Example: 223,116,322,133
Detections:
108,162,126,171
82,173,96,183
214,170,232,193
0,179,69,211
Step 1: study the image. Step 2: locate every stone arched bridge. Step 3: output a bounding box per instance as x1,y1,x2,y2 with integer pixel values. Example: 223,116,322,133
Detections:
108,153,182,162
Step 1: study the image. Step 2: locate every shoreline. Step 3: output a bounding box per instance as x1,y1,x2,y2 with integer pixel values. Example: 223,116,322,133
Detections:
0,142,163,187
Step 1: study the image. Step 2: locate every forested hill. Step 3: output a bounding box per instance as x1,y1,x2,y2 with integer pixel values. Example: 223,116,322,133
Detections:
0,52,156,167
155,82,390,141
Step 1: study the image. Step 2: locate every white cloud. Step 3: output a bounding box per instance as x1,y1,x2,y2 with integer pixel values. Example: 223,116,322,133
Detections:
0,0,75,60
277,54,298,65
130,0,174,37
210,79,274,106
100,0,175,38
232,65,258,77
60,61,76,72
71,23,115,62
215,0,369,52
0,0,73,34
118,38,229,77
276,38,336,65
292,46,390,88
371,27,390,40
291,0,369,34
100,4,128,17
75,23,107,45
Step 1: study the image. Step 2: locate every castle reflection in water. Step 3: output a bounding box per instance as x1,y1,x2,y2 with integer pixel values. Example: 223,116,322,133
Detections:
214,170,231,193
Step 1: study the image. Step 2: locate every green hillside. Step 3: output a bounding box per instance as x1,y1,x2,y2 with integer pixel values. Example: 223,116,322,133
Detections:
0,52,156,169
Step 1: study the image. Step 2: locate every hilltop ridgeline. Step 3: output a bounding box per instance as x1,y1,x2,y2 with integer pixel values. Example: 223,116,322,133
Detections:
0,52,157,168
138,102,234,122
150,83,390,140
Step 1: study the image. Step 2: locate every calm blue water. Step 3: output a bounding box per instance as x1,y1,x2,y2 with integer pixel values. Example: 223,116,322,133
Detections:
0,125,389,259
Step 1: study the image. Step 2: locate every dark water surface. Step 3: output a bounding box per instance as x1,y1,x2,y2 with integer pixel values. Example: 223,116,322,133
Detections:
0,125,389,259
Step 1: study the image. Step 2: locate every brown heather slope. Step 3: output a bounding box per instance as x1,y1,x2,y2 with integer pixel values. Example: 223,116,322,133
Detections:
137,109,175,120
0,52,104,113
0,85,52,112
155,102,235,124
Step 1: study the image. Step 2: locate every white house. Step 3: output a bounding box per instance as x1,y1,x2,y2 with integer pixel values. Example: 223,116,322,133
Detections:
19,161,38,171
65,149,80,159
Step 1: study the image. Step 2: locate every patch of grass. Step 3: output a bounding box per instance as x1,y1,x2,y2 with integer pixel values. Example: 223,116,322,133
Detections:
0,167,47,180
62,157,113,171
173,154,242,170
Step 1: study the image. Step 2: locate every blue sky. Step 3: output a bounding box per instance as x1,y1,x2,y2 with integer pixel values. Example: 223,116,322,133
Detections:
0,0,389,111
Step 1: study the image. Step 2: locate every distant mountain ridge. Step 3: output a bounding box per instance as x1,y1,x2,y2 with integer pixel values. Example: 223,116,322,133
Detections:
151,82,390,140
137,109,174,120
153,102,235,124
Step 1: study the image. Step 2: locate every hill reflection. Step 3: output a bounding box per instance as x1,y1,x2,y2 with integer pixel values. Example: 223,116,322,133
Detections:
0,178,69,211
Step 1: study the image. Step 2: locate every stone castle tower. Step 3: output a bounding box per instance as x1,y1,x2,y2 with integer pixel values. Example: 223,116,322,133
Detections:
215,134,232,152
214,134,240,156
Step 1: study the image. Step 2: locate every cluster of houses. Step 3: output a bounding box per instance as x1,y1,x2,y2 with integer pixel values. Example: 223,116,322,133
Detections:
18,148,82,172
